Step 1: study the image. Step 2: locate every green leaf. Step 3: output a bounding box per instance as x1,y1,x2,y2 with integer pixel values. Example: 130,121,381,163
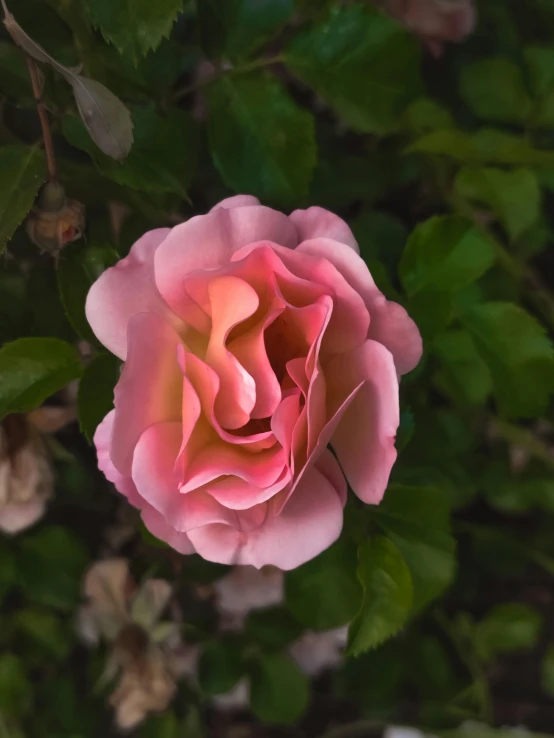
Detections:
195,0,237,58
400,215,495,296
245,607,303,651
346,536,413,656
433,329,493,406
249,653,310,725
17,526,89,610
83,0,183,64
139,712,180,738
226,0,294,60
206,72,316,204
16,609,72,660
542,643,554,697
404,97,454,133
462,302,554,418
455,166,541,241
460,58,532,124
0,654,32,718
0,145,46,254
77,353,120,442
57,242,118,342
286,5,421,134
285,538,362,631
474,603,542,663
0,338,82,421
198,636,245,695
375,485,456,611
63,107,198,197
524,47,554,127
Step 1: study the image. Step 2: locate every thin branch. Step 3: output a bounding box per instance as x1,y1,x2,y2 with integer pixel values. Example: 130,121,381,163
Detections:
26,57,57,181
490,417,554,472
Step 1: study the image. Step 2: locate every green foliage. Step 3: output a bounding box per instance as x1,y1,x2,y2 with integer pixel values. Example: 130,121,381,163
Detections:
474,603,543,663
460,58,532,124
0,338,81,420
0,654,32,718
206,72,316,204
77,352,120,442
199,636,245,695
287,5,421,134
285,538,362,631
347,536,413,656
249,653,310,725
0,146,46,254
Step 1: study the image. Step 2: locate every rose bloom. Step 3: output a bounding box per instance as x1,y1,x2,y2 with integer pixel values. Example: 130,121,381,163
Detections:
87,197,422,570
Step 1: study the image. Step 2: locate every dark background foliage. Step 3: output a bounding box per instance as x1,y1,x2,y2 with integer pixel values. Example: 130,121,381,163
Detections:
2,0,554,737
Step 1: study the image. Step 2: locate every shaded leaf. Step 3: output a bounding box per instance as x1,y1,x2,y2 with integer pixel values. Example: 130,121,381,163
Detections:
199,636,245,695
206,71,315,204
0,145,46,254
460,58,531,124
77,353,120,442
0,337,81,420
249,653,310,725
433,329,493,406
346,536,413,656
0,654,32,718
474,603,543,663
286,4,421,134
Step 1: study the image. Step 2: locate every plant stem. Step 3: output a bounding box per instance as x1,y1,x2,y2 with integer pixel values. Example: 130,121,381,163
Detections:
173,55,285,101
26,56,57,182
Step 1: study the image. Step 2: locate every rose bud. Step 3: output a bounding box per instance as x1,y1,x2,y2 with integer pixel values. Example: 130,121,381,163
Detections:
26,181,85,255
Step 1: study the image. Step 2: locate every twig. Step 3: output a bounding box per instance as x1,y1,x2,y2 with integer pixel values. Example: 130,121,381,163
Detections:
26,57,57,181
491,417,554,472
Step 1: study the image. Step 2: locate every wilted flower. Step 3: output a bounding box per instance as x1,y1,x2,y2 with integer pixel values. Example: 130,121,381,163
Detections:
379,0,476,57
289,626,348,676
213,565,284,630
26,181,85,255
78,558,190,730
0,406,73,535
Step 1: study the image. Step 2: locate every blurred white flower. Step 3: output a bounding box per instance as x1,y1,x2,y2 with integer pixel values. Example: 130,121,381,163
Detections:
383,727,426,738
289,626,348,677
213,565,284,630
0,407,73,535
78,558,190,730
211,677,250,712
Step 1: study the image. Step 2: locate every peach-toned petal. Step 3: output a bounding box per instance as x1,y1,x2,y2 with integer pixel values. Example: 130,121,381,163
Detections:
290,206,359,252
327,340,400,505
297,238,422,374
111,313,183,476
85,229,172,360
206,276,259,429
154,207,297,320
187,466,343,570
130,421,182,514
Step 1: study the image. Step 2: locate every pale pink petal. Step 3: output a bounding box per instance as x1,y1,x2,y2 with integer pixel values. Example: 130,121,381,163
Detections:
187,466,343,570
85,229,172,360
141,506,195,554
289,207,359,252
204,468,291,510
210,195,261,210
111,313,183,476
155,207,297,320
297,238,422,374
0,500,47,534
315,449,347,507
326,340,400,505
94,410,142,507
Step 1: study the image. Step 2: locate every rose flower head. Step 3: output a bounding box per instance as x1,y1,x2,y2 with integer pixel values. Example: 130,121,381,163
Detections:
87,197,422,570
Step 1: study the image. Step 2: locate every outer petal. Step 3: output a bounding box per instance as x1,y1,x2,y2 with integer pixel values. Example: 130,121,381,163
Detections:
187,465,343,570
85,229,172,360
297,238,422,374
210,195,261,210
111,313,183,476
94,410,143,507
327,340,400,505
141,507,195,555
290,207,359,252
155,207,298,320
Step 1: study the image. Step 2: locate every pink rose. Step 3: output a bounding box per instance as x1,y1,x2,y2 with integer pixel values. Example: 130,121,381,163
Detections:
87,196,422,570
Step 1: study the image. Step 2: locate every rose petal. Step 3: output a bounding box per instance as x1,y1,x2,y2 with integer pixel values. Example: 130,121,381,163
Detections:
85,229,172,360
94,410,143,507
155,207,297,320
326,340,400,505
111,313,183,476
297,238,422,374
141,506,195,554
187,465,343,570
290,207,359,252
210,195,261,210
